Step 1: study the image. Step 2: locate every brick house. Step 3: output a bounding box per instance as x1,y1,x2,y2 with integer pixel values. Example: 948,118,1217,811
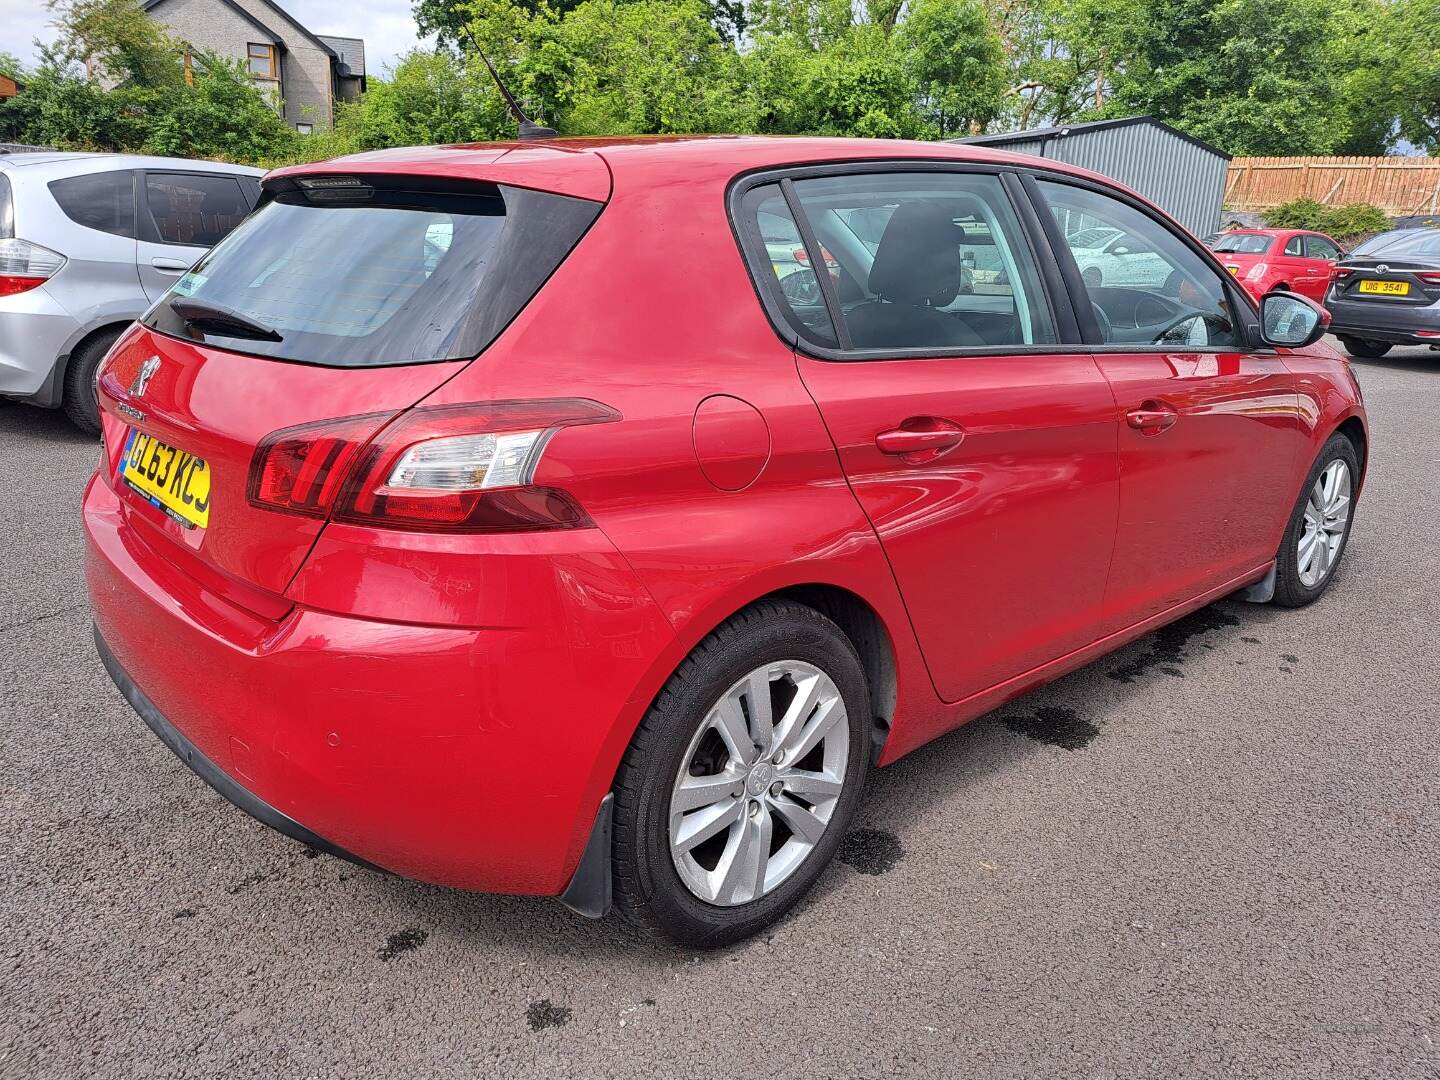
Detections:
141,0,365,133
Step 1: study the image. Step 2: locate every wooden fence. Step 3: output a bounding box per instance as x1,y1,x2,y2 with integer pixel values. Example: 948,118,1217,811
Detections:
1225,156,1440,215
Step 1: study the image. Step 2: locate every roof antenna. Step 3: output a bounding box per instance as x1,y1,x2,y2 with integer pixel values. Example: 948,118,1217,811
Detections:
454,15,556,141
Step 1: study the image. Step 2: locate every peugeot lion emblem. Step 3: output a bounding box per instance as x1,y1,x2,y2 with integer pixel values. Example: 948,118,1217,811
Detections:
129,356,161,397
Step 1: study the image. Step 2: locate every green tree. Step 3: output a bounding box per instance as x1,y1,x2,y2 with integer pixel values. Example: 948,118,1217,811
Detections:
47,0,186,89
143,53,297,160
898,0,1006,136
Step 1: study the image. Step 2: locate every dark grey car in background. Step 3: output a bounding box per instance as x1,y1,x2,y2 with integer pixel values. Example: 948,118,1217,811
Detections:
1325,228,1440,358
0,152,263,432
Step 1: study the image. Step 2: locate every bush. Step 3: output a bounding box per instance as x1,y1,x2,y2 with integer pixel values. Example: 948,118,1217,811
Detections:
1265,197,1391,241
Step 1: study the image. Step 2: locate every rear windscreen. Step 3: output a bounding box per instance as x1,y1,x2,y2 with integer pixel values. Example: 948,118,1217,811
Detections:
144,179,601,367
1211,234,1272,254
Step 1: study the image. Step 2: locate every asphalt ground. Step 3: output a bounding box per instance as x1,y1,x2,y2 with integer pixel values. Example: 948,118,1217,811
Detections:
2,340,1437,1079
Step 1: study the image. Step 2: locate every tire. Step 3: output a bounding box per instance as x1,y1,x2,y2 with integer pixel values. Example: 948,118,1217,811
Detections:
1339,337,1391,360
612,599,871,948
62,329,122,436
1272,433,1360,607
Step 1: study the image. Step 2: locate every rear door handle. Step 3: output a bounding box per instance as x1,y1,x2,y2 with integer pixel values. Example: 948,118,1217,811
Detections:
1125,400,1179,434
150,258,191,274
876,417,965,463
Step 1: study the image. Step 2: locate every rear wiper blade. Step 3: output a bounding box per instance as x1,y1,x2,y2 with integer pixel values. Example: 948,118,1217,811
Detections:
169,297,282,342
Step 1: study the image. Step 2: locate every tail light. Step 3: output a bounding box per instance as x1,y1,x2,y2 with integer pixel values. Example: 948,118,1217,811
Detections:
249,399,619,532
1245,263,1269,282
1330,266,1354,282
0,238,66,297
1417,271,1440,285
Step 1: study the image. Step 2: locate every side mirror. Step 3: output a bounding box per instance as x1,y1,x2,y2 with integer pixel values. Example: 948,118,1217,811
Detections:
1260,290,1329,348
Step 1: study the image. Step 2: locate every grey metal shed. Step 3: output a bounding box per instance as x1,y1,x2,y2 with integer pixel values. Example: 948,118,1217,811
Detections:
953,116,1231,238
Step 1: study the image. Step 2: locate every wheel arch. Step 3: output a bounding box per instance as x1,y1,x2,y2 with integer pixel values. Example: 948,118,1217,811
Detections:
41,319,134,408
1335,414,1368,485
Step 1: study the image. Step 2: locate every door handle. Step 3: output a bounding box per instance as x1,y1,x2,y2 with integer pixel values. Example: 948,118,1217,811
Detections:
1125,400,1179,435
876,417,965,463
151,258,191,274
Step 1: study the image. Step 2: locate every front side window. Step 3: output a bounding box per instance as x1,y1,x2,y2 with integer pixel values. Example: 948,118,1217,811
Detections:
1039,180,1242,349
48,171,136,238
1306,235,1340,260
781,171,1056,352
145,173,250,247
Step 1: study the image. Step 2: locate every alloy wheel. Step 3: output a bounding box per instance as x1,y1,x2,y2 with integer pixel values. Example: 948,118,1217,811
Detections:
668,661,849,907
1298,459,1351,587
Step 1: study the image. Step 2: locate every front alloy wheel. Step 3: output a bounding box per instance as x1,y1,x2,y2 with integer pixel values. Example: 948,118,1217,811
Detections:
1273,433,1360,606
1297,459,1351,587
668,661,848,906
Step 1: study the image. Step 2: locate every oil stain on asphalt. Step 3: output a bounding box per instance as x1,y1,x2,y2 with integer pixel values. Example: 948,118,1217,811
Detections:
378,927,428,961
527,1000,572,1031
837,828,904,875
1002,706,1101,750
1107,605,1241,684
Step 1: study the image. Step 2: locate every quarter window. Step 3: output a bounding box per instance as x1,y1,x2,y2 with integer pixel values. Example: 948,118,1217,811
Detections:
145,173,251,247
1284,236,1305,256
48,171,136,238
1038,180,1242,349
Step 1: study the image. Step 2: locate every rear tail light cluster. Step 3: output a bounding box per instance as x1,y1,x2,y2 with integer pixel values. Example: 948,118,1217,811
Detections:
248,400,618,533
1417,271,1440,285
1330,266,1353,282
0,238,66,297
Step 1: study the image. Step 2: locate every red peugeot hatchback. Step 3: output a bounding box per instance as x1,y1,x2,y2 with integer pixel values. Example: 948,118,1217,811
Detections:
86,137,1367,946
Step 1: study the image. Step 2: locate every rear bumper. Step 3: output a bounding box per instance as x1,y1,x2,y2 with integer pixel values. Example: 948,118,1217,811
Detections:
84,472,673,897
0,286,77,401
1325,292,1440,344
94,627,380,870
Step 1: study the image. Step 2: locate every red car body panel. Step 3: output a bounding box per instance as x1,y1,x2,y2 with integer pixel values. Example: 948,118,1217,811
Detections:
1216,228,1342,303
84,136,1368,900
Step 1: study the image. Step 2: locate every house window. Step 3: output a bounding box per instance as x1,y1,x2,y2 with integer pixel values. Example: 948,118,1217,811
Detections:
247,43,277,78
295,123,313,135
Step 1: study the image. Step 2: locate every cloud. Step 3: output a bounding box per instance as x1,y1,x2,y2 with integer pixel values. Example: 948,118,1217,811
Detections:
1,0,432,78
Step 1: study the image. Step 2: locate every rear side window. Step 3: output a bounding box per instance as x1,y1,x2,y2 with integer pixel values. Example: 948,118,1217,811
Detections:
145,173,251,246
144,179,601,368
740,170,1056,354
1283,235,1305,256
48,171,136,238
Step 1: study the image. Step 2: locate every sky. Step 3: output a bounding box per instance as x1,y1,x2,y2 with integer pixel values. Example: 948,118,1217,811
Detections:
1,0,432,78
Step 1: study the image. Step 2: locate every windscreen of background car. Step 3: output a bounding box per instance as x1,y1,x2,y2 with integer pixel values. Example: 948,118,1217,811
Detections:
143,181,601,367
1211,234,1273,254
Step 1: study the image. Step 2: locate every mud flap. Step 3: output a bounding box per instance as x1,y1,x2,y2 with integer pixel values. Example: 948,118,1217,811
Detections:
557,793,613,919
1238,563,1276,604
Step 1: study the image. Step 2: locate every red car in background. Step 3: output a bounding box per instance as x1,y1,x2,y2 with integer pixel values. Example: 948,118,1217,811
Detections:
1210,228,1345,303
85,137,1367,947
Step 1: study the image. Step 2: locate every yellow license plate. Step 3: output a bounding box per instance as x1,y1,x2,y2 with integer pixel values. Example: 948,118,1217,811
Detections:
121,429,211,529
1358,279,1409,295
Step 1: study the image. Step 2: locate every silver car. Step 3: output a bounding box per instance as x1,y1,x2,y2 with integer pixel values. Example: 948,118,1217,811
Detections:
0,152,263,432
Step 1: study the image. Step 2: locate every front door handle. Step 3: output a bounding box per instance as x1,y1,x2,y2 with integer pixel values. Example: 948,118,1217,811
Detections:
876,417,965,463
1125,400,1179,435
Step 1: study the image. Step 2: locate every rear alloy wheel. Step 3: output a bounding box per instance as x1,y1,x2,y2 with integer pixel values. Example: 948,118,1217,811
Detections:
1273,434,1359,606
612,600,869,947
668,660,848,906
1339,337,1391,360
